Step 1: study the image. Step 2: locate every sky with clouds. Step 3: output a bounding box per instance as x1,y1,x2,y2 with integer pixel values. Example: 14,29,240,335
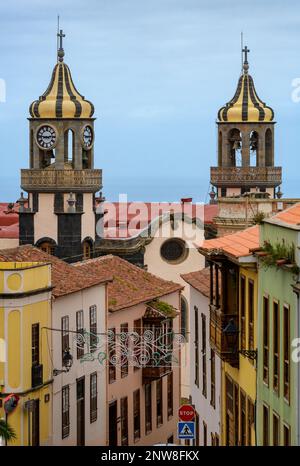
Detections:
1,0,300,202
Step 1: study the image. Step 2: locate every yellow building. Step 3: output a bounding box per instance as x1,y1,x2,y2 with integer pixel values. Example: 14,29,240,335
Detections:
0,261,52,445
200,226,259,445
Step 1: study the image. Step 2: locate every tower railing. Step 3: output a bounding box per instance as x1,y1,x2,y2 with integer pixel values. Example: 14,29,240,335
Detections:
21,169,102,193
210,166,282,187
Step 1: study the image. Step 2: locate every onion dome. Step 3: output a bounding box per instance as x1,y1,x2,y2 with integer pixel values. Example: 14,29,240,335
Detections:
29,30,94,119
218,46,274,123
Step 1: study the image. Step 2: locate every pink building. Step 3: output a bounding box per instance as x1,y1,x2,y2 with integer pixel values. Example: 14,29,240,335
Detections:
77,255,183,446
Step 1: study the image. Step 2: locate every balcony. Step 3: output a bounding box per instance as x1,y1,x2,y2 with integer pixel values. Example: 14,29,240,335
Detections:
142,364,171,384
31,364,43,388
21,169,102,193
210,307,239,367
210,166,282,187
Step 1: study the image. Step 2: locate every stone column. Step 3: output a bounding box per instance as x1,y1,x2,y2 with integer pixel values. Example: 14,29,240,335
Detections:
55,129,65,169
242,130,250,167
258,129,265,167
74,131,83,170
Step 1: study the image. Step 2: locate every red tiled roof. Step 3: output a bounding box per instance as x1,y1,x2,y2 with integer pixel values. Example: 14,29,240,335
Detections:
75,255,183,312
181,268,210,298
200,225,259,259
270,202,300,226
0,245,111,297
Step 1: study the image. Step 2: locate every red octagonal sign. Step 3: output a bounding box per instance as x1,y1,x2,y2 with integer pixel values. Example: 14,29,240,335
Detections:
178,404,195,422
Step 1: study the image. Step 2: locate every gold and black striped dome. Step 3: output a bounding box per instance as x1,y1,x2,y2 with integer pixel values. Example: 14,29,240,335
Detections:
29,58,94,119
218,51,274,123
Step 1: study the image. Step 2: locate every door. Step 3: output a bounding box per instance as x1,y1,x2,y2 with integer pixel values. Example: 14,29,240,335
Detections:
77,377,85,446
32,399,40,446
109,400,118,446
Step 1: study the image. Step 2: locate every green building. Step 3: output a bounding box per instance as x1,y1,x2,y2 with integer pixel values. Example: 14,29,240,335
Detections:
256,204,300,445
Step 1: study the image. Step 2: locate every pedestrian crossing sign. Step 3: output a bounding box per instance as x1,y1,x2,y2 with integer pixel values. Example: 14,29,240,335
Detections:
177,421,195,439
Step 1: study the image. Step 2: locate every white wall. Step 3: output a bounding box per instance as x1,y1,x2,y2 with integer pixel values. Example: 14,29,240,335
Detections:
144,218,205,399
51,284,107,446
188,286,221,445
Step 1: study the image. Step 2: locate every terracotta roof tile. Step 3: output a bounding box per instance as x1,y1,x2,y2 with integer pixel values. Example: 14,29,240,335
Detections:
200,225,259,258
0,245,111,297
271,202,300,226
181,268,211,298
75,255,183,312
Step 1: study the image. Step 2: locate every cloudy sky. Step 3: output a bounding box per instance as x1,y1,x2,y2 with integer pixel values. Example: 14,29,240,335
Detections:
1,0,300,202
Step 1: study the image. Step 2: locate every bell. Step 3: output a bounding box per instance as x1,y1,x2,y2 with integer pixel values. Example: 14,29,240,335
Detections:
232,140,241,150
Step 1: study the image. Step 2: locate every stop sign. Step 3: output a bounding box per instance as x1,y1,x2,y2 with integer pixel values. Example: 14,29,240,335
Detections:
178,404,195,422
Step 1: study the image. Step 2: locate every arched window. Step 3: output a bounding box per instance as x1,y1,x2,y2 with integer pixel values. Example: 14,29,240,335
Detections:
250,131,259,167
39,241,55,255
265,129,273,167
181,296,188,341
83,239,92,260
64,129,75,167
228,129,242,167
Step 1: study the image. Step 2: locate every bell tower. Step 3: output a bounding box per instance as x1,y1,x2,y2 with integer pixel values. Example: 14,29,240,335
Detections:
210,46,282,199
19,30,102,261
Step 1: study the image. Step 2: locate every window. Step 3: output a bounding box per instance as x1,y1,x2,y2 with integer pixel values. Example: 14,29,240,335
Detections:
156,379,163,426
83,241,92,260
201,314,207,398
167,372,173,418
32,323,40,366
133,389,140,441
61,316,69,364
283,305,290,402
283,424,290,446
160,238,188,264
90,373,97,423
248,280,254,351
240,391,246,446
215,434,220,446
273,412,280,446
39,241,55,255
194,306,199,387
62,385,70,438
263,296,269,385
133,319,142,371
180,296,188,340
120,323,129,378
211,433,215,446
121,397,128,446
263,404,269,446
145,384,152,434
240,275,246,349
203,421,207,446
89,305,97,352
210,349,215,408
76,310,84,359
167,435,174,444
273,301,280,392
108,328,116,383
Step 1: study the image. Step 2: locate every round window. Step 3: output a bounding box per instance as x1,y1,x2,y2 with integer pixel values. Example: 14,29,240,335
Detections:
160,238,188,264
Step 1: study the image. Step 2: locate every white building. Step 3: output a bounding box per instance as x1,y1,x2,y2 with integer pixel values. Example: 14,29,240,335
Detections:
182,268,221,445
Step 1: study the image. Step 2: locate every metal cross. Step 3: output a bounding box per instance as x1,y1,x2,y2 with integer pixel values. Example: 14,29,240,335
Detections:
57,29,65,50
242,46,250,63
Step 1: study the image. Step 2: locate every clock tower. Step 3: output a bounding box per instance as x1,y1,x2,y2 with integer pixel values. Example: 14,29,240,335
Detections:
19,30,102,262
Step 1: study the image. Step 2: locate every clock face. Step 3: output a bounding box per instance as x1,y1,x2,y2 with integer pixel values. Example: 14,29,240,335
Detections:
82,125,93,149
36,125,57,150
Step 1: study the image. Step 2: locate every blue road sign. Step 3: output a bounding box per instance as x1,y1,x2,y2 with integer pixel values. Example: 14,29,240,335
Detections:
177,421,195,440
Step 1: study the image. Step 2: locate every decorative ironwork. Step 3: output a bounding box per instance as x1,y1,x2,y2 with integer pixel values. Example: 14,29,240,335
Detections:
72,329,185,370
21,169,102,193
210,166,282,187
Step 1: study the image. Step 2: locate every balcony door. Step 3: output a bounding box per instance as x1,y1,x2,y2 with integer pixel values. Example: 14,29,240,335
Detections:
32,399,40,446
76,377,85,446
109,400,118,446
